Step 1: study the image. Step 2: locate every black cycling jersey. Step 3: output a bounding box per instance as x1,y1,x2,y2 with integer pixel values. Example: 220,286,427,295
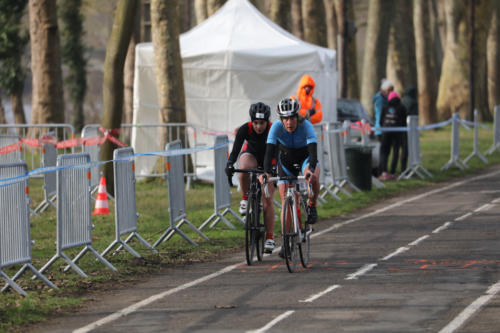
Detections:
228,121,272,167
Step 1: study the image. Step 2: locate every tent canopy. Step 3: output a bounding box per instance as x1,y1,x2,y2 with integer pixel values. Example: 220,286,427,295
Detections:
132,0,337,179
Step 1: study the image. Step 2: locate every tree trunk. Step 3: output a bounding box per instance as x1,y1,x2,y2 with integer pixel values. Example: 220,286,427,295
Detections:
429,0,444,78
302,0,327,47
324,0,338,50
10,87,26,124
100,0,138,195
269,0,291,31
123,2,141,132
207,0,225,16
344,0,359,99
436,0,491,121
414,0,438,125
360,0,394,115
0,95,6,124
194,0,208,25
28,0,65,135
151,0,187,146
487,0,500,112
291,0,304,40
386,0,417,95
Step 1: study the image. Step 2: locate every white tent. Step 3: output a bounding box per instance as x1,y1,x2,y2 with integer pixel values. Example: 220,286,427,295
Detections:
132,0,337,179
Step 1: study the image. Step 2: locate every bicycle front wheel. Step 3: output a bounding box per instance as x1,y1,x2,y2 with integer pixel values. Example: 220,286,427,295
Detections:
245,194,263,265
282,197,298,273
298,196,310,268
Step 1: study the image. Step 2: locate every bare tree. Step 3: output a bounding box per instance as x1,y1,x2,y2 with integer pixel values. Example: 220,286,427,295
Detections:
151,0,187,149
194,0,208,25
29,0,65,132
100,0,138,194
302,0,327,46
436,0,491,120
0,95,6,124
123,3,141,129
360,0,394,114
487,0,500,112
414,0,437,125
291,0,304,39
324,0,338,49
344,0,359,99
269,0,290,31
207,0,225,16
386,0,417,95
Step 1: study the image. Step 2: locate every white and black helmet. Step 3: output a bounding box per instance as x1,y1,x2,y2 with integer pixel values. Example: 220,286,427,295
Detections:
276,97,300,118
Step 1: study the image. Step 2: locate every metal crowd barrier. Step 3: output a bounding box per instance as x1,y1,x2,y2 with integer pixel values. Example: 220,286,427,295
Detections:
0,162,57,296
323,122,359,199
0,134,22,163
82,123,200,187
441,113,468,170
34,136,58,213
153,140,208,247
313,123,327,204
398,116,432,180
81,126,101,192
486,105,500,155
0,123,74,171
359,119,384,189
37,153,117,278
101,148,156,258
463,109,488,165
199,135,243,230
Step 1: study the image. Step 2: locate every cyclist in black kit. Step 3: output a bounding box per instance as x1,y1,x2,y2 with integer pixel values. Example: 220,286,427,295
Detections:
225,102,277,253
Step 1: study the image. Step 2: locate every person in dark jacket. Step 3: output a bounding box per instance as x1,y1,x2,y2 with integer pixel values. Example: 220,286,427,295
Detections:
378,91,407,180
399,86,418,173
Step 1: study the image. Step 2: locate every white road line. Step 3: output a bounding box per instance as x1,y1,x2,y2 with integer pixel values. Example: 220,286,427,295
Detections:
72,263,242,333
491,197,500,204
455,212,472,221
433,222,452,234
381,247,410,261
345,263,378,280
438,280,500,333
246,310,295,333
474,203,494,212
408,235,430,246
299,285,341,303
74,169,500,332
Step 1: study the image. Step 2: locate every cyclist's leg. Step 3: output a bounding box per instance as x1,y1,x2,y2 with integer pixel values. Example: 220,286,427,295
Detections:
238,152,258,195
302,159,320,206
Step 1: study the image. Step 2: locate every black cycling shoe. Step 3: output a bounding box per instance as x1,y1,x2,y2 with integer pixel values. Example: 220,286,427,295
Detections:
307,206,318,224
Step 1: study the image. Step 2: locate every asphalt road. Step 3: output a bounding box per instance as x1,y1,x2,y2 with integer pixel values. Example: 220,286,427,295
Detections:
29,167,500,333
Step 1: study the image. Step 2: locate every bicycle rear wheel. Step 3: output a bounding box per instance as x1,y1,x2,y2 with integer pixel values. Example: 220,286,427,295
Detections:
282,198,298,273
298,196,310,268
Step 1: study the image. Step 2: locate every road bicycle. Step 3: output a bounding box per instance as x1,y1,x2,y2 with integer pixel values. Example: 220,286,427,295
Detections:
229,168,265,265
264,171,313,273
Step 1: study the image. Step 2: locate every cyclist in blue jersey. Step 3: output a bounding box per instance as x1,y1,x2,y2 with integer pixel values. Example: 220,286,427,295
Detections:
259,97,320,256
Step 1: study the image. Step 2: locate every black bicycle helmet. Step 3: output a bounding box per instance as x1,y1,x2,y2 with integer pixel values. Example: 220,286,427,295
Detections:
249,102,271,121
276,97,300,118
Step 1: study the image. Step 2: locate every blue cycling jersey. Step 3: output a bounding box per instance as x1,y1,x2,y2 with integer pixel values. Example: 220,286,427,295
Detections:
266,119,317,147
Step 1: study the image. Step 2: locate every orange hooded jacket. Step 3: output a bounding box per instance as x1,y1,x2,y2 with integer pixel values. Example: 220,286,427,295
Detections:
293,74,323,124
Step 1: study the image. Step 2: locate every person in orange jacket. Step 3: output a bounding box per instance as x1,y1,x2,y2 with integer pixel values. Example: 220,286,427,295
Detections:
292,74,323,124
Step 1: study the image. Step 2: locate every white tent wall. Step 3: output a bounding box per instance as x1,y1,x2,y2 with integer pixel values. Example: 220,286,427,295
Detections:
132,0,337,180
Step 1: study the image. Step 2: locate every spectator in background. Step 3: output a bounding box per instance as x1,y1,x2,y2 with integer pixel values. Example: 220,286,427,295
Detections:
293,74,323,124
379,91,407,180
372,79,394,141
400,86,418,172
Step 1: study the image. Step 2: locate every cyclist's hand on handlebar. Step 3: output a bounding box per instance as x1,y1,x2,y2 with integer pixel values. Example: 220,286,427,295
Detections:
225,162,235,178
258,173,270,185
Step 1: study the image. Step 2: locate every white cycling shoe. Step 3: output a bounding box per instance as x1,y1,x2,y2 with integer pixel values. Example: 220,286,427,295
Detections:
264,239,275,253
239,200,248,215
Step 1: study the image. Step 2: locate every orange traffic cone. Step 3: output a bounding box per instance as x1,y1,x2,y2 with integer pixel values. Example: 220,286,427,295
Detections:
92,176,110,215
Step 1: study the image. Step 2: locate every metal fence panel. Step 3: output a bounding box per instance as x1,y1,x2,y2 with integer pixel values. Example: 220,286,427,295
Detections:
81,126,101,187
57,153,92,250
0,135,22,164
0,163,30,267
114,148,137,234
486,106,500,155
